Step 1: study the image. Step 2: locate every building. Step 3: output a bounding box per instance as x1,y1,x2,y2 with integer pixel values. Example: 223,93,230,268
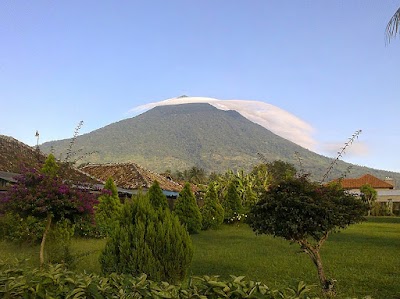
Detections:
333,174,400,215
79,163,186,206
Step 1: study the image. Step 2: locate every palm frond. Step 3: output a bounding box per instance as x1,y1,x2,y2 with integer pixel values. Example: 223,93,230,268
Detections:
386,7,400,44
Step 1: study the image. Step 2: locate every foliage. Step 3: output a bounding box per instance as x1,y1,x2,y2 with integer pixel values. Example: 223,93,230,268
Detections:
100,194,193,283
222,180,243,222
254,158,297,185
360,184,377,216
370,202,392,216
0,262,323,299
386,6,400,44
2,168,96,223
1,154,98,267
0,212,44,244
46,219,75,266
147,180,169,210
174,183,202,234
94,177,122,237
40,153,59,177
201,183,224,230
248,176,368,295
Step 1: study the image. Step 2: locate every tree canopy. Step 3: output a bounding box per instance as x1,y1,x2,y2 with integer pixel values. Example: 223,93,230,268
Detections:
248,176,367,295
1,154,97,267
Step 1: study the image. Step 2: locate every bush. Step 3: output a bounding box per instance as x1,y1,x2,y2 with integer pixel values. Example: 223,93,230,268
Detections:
147,180,169,210
94,178,122,237
174,183,202,234
223,180,243,222
201,183,224,230
46,219,75,267
0,212,44,244
0,262,321,298
100,194,193,283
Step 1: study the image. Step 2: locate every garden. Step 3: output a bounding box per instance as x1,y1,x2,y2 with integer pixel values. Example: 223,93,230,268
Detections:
1,155,399,298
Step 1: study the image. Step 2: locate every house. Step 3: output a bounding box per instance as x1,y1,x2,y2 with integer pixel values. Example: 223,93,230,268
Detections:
333,174,400,215
0,171,19,192
79,163,185,204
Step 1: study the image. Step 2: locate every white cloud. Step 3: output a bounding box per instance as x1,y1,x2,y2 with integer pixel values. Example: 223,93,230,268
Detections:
130,96,317,150
318,141,369,158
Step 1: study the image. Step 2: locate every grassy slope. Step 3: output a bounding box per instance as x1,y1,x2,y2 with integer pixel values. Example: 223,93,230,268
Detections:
1,217,399,298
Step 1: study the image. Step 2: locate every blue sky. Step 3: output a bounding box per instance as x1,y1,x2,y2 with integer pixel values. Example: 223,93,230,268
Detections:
1,1,399,173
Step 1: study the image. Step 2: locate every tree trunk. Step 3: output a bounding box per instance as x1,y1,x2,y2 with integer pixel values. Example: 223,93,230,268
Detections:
40,213,52,268
300,241,336,297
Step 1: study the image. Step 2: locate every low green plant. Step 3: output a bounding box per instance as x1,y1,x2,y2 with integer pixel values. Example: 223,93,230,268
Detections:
0,261,321,298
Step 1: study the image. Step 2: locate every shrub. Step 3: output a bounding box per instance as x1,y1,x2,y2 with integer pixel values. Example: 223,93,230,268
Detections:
174,183,202,234
0,212,44,244
46,219,75,266
94,177,122,237
0,262,320,298
147,180,169,210
223,180,243,222
201,183,224,230
100,194,193,283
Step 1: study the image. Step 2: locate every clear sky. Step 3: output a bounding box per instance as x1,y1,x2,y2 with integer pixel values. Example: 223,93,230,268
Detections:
1,1,399,173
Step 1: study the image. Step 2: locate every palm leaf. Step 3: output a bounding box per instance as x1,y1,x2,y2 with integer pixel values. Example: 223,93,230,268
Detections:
386,7,400,44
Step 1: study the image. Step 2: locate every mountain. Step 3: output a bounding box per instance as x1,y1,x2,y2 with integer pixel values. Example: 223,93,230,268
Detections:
41,103,400,182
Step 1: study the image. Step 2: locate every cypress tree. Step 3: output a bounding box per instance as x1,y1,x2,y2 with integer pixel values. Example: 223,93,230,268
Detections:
223,180,243,222
174,183,202,234
95,177,122,237
201,183,224,230
99,194,193,283
147,180,168,210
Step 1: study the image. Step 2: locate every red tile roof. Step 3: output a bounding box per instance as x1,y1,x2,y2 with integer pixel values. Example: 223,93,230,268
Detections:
334,174,393,189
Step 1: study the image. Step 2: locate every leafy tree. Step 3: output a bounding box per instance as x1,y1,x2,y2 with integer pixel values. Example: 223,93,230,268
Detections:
174,183,202,234
386,6,400,44
100,194,193,283
248,176,367,296
250,164,270,195
266,160,297,184
1,155,97,267
147,180,168,210
201,183,224,230
360,184,377,216
223,180,243,222
95,177,122,237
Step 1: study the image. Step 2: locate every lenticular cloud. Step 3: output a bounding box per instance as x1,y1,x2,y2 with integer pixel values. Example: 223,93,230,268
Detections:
130,96,316,150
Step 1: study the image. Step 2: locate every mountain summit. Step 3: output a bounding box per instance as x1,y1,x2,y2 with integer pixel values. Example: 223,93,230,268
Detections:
41,103,399,181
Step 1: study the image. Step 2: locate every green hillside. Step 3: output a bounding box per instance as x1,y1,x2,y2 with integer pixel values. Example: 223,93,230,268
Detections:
41,103,400,182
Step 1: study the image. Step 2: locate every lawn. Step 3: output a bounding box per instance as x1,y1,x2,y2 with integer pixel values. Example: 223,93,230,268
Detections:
1,217,399,298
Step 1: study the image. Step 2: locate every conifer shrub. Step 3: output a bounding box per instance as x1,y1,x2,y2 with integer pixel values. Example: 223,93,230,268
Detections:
174,183,202,234
99,194,193,283
223,180,243,222
94,177,122,237
46,219,75,266
147,180,169,210
201,183,224,230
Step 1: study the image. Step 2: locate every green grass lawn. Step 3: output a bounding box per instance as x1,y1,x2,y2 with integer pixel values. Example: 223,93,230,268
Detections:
1,217,399,298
